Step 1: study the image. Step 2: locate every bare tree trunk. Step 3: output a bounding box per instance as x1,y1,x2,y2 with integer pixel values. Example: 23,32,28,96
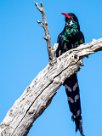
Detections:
0,38,102,136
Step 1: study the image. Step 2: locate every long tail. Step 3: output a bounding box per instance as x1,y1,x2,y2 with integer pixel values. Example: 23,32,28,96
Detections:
64,74,85,136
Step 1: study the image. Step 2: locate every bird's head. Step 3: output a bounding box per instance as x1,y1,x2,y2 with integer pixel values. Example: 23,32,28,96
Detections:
61,13,80,30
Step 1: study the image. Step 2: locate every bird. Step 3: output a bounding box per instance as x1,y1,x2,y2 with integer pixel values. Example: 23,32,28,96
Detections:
56,13,85,136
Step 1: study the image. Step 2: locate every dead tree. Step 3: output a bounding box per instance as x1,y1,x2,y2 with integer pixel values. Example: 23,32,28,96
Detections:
0,2,102,136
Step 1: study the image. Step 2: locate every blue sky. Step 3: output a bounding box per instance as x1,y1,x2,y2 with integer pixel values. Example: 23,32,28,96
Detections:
0,0,102,136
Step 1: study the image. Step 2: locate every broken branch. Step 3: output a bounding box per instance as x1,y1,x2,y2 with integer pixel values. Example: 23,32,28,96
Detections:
35,2,56,64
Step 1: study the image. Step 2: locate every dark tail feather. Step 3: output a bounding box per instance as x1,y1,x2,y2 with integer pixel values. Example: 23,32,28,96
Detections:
72,116,85,136
64,74,85,136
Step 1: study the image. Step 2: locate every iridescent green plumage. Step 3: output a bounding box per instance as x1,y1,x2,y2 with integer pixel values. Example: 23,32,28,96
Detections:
56,14,84,56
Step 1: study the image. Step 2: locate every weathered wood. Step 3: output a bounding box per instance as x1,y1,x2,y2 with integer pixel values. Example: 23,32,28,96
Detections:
0,38,102,136
35,2,56,64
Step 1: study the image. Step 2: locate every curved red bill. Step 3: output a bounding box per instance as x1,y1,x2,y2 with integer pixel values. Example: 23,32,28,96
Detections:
61,13,72,19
